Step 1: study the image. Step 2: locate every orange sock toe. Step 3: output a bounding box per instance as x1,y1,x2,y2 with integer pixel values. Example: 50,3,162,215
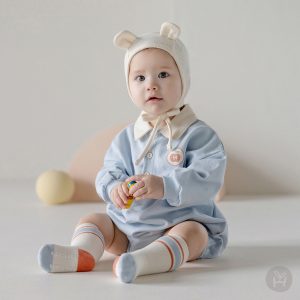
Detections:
77,249,95,272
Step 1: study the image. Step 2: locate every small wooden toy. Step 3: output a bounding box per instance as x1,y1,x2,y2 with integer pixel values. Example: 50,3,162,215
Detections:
125,180,137,209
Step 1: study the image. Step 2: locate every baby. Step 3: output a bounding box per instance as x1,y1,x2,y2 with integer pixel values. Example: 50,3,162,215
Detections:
38,22,228,284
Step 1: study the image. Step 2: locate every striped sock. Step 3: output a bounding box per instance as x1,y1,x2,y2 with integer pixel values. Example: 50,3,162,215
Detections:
38,223,105,273
113,234,189,283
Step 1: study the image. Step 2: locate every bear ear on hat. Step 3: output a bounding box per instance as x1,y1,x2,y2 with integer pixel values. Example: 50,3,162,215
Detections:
113,30,137,49
160,22,181,40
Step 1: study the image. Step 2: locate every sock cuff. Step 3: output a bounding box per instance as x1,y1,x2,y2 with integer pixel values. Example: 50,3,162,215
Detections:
156,234,189,270
72,223,105,248
168,234,189,263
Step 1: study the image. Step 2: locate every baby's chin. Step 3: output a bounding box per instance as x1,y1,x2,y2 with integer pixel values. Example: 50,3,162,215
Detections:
142,104,175,117
143,108,167,118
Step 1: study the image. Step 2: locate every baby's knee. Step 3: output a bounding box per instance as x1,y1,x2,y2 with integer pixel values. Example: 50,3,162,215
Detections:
78,213,105,225
188,221,208,239
187,222,208,251
167,221,209,257
78,213,114,235
78,213,115,247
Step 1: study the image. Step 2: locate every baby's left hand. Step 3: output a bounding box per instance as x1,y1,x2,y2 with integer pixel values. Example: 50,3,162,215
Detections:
126,174,164,200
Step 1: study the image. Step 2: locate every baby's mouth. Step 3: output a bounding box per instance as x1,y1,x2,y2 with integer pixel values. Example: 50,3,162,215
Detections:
147,97,163,102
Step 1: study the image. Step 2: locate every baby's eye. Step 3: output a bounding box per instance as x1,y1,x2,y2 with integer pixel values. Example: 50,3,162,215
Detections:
158,72,169,78
135,75,145,81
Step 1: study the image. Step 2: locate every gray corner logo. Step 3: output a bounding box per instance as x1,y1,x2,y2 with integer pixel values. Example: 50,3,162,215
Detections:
266,266,292,292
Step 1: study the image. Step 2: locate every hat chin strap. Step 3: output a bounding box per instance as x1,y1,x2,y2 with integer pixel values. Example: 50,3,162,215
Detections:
135,108,181,166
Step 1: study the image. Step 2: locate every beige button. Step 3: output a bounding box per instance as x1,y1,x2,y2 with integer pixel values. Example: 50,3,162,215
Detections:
167,149,184,166
146,152,153,159
144,171,150,175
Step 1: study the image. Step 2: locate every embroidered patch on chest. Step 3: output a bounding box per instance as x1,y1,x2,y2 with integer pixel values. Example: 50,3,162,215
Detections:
167,149,184,165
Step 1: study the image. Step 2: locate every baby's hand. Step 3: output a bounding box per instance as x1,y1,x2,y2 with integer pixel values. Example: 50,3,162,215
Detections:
110,182,130,209
126,174,164,200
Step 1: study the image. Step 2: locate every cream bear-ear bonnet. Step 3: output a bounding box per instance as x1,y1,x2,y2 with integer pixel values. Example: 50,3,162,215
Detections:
113,22,190,108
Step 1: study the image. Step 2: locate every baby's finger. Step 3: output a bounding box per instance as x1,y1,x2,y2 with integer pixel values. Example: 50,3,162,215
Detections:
112,198,121,209
129,180,145,195
118,185,128,204
121,182,129,197
133,187,148,199
115,196,126,209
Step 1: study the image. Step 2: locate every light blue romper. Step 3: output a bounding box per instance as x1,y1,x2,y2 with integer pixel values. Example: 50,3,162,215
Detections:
95,109,228,259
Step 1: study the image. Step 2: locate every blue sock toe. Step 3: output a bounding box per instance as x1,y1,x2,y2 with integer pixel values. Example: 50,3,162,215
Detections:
38,244,55,272
118,253,137,283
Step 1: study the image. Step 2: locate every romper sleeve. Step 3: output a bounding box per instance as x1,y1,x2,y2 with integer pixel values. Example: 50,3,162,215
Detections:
162,125,226,207
95,128,134,204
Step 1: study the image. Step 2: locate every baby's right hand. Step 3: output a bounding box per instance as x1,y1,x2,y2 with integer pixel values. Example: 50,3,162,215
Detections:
110,182,130,209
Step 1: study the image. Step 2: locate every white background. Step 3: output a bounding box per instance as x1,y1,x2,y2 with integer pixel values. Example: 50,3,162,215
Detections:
0,0,299,195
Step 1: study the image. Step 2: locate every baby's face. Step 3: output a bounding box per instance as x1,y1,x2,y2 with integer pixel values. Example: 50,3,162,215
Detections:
128,48,182,117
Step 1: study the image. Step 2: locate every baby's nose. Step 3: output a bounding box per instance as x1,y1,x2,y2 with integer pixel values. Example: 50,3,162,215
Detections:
147,85,157,91
147,80,158,91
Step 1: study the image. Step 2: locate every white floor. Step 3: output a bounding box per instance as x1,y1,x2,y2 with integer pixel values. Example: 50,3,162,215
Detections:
0,180,299,300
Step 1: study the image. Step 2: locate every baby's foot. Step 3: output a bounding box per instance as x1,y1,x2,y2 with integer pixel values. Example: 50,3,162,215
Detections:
112,235,190,283
113,253,137,283
38,244,95,273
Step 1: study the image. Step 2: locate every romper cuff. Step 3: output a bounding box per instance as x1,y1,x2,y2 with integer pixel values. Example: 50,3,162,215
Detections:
95,171,128,203
162,176,181,207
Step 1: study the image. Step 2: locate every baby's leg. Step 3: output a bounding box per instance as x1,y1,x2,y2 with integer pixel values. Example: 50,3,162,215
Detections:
38,213,128,273
114,221,208,283
164,220,208,261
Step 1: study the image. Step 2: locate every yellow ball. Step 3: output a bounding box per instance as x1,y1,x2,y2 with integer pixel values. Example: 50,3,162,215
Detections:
36,170,75,204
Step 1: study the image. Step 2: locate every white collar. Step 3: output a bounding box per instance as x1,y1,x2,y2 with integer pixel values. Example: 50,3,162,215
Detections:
134,104,198,141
